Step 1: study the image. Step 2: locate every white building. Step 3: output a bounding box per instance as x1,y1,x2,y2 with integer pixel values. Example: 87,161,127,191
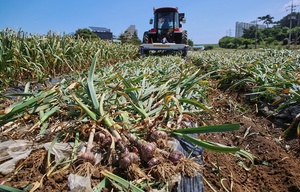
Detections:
125,25,138,38
235,22,266,37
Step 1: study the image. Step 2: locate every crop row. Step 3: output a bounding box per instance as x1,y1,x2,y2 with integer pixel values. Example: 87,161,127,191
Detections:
0,28,139,87
0,52,252,191
0,31,299,190
189,49,300,136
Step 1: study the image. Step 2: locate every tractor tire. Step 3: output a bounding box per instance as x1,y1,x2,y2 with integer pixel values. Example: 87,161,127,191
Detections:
142,31,149,56
181,48,187,57
182,30,188,44
181,30,188,57
143,31,148,43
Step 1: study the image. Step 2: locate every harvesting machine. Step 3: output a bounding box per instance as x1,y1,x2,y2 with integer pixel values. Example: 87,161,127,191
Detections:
140,7,188,57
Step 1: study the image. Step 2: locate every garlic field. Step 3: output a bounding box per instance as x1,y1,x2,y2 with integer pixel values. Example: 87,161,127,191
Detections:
0,30,299,191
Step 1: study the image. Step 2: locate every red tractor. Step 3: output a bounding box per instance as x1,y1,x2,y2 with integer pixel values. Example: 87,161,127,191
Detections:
140,7,188,57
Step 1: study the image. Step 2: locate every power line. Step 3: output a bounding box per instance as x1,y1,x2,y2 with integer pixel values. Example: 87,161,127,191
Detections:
266,1,299,20
286,0,298,12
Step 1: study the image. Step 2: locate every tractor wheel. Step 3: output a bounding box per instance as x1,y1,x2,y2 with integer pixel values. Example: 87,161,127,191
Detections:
181,30,188,57
143,31,148,43
181,30,188,44
181,48,187,57
142,31,149,56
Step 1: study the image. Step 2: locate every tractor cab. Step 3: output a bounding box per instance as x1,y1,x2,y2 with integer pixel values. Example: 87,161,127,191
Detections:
154,11,179,28
147,7,186,44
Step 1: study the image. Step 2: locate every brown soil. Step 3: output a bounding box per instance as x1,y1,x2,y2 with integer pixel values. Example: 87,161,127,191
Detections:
203,89,300,192
0,88,299,192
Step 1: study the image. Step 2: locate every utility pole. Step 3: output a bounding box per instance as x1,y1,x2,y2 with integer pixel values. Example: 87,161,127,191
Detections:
287,0,298,45
255,20,260,49
295,14,300,48
229,29,232,37
255,20,258,49
297,14,300,46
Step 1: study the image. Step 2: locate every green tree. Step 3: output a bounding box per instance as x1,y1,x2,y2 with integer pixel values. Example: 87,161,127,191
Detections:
264,36,276,45
242,26,256,39
218,12,300,47
128,31,141,45
233,37,243,47
119,33,127,44
74,28,99,39
119,30,141,45
258,14,274,28
242,26,264,44
242,38,254,48
278,27,290,41
219,36,235,48
188,39,194,47
219,36,254,49
276,12,299,28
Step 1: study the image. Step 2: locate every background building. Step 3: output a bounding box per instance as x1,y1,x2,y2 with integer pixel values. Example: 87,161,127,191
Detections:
125,25,138,38
90,26,113,40
235,22,266,37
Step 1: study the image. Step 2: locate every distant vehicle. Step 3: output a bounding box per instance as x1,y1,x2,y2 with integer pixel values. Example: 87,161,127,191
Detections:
192,45,205,51
140,7,188,57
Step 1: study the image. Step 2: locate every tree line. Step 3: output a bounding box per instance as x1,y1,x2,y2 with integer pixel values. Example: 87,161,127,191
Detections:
73,28,141,45
219,12,300,49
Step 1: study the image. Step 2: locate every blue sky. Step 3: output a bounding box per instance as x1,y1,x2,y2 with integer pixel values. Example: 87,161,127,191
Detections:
0,0,299,44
